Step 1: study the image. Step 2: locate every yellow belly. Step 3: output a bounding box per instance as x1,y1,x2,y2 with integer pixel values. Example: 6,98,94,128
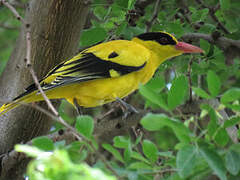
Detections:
45,72,139,107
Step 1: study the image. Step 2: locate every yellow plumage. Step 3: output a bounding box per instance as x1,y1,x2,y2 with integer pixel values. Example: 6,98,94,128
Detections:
0,32,203,115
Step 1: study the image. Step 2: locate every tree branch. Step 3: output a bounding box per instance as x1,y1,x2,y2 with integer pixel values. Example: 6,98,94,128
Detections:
182,32,240,51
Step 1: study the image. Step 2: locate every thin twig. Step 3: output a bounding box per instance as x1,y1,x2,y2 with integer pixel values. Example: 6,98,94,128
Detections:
146,0,161,32
0,0,24,22
181,33,240,50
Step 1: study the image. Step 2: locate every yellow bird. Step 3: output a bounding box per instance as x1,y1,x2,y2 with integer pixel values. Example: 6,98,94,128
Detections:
0,32,203,115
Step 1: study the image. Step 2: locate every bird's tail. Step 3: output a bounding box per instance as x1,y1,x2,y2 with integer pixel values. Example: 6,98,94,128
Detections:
0,101,20,116
0,93,34,116
0,82,41,116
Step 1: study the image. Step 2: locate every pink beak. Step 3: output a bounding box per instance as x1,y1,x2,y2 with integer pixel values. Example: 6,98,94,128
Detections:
175,42,204,53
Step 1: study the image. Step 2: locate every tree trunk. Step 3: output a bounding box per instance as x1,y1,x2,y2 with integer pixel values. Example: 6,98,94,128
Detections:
0,0,90,179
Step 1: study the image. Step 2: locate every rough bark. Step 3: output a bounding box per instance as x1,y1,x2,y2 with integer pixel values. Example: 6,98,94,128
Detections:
0,0,90,179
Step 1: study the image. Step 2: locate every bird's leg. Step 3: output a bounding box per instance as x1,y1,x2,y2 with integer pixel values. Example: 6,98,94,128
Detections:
116,97,138,119
73,98,83,116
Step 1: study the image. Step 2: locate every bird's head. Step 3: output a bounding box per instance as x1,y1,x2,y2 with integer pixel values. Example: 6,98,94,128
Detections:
132,32,203,61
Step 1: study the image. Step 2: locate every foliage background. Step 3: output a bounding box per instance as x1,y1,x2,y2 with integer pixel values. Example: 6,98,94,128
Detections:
0,0,240,179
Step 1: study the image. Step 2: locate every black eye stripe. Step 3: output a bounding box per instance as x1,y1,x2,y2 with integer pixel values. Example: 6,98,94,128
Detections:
137,32,177,45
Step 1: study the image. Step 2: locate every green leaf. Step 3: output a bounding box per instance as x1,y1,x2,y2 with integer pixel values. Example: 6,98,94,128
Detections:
124,143,132,162
190,7,209,22
128,162,152,170
201,104,218,138
32,136,54,151
145,76,165,93
113,136,129,149
220,0,230,10
115,22,127,36
115,0,128,8
130,151,150,164
75,115,94,139
192,87,211,99
177,145,198,178
102,144,124,163
214,128,229,147
230,143,240,154
93,6,110,20
80,27,107,47
142,140,158,163
127,0,136,10
221,88,240,104
200,147,226,180
141,113,191,143
158,151,174,158
207,70,221,97
225,150,240,175
200,39,210,53
139,84,169,111
67,141,87,162
168,75,188,110
224,116,240,128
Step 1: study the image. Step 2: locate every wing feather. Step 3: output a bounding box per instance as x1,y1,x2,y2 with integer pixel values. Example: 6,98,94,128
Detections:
41,52,146,90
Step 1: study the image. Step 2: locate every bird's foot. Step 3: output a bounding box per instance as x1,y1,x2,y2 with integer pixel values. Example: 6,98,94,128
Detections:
116,98,138,119
74,98,83,116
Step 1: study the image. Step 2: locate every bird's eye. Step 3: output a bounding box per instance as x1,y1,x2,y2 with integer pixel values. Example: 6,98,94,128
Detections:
159,37,169,45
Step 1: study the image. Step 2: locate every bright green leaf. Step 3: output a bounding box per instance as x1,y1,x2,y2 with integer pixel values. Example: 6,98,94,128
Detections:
75,115,94,139
139,85,169,111
80,27,107,47
142,140,158,163
200,147,227,180
124,143,132,162
207,70,221,97
145,76,165,93
168,75,188,110
141,113,191,143
192,87,211,99
102,144,124,163
113,136,129,149
32,136,54,151
224,116,240,128
221,88,240,104
128,162,152,170
131,151,150,164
